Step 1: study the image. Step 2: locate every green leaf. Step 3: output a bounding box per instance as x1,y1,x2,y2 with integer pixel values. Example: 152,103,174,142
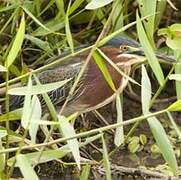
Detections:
8,79,71,95
80,164,91,180
0,137,5,172
0,109,22,122
6,13,25,68
155,0,167,28
141,65,151,114
22,6,52,34
102,134,112,180
170,23,181,32
56,0,65,16
70,0,85,14
167,112,181,140
138,0,156,47
174,52,181,99
169,74,181,81
166,37,181,50
158,27,170,36
0,130,7,138
147,117,178,175
33,75,57,121
65,0,74,54
8,134,101,166
97,49,139,85
141,64,178,174
29,95,42,144
85,0,113,10
93,50,116,91
136,11,164,86
114,94,124,146
21,75,32,129
167,99,181,111
58,115,80,169
32,18,64,36
0,65,7,72
16,154,39,180
25,34,52,54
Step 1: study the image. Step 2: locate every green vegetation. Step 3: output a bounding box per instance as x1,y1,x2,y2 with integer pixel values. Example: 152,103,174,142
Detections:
0,0,180,179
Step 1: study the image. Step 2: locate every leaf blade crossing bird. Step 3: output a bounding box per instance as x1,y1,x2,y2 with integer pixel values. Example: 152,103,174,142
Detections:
0,36,175,116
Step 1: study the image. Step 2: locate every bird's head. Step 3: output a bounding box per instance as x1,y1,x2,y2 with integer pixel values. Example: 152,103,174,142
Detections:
104,36,175,68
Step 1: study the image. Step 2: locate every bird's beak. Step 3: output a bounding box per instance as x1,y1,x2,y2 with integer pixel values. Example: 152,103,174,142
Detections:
121,46,176,65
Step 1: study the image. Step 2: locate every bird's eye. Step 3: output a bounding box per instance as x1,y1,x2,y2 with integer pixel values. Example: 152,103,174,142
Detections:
120,45,128,52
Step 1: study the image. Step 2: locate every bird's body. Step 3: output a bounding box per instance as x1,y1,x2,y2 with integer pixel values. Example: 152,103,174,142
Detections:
4,46,132,116
1,36,174,116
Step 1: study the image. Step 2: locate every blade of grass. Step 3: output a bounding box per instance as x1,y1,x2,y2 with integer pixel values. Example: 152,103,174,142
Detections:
58,115,80,169
8,79,71,95
147,117,178,175
141,65,151,114
5,12,25,68
21,75,32,129
16,154,38,180
93,50,116,91
65,0,74,54
138,0,156,47
85,0,113,10
114,94,124,146
8,134,101,166
167,99,181,112
80,164,91,180
22,6,53,34
141,65,178,175
101,134,112,180
167,112,181,140
137,11,164,86
29,95,42,144
25,34,52,54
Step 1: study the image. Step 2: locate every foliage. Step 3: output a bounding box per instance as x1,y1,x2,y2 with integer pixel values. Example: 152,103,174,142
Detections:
0,0,180,179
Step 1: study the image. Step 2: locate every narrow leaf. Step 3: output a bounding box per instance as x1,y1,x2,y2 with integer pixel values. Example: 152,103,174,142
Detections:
169,74,181,81
114,94,124,146
29,95,42,144
97,48,139,85
174,52,181,99
93,50,116,91
6,13,25,68
136,11,164,86
80,164,91,180
65,0,74,54
25,34,52,54
0,130,7,138
138,0,156,47
141,65,151,114
167,99,181,112
167,112,181,140
8,79,71,95
70,0,85,14
147,117,178,175
85,0,113,10
58,115,80,169
102,134,112,180
0,65,7,72
0,109,22,122
16,154,39,180
21,76,32,129
8,134,101,166
23,6,52,34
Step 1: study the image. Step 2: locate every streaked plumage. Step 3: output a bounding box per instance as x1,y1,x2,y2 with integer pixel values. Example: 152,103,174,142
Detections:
0,36,174,116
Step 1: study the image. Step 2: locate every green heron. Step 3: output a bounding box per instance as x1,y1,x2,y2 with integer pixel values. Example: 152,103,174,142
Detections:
0,36,174,116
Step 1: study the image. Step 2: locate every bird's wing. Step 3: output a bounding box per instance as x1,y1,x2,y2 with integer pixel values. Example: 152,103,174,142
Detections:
1,57,85,113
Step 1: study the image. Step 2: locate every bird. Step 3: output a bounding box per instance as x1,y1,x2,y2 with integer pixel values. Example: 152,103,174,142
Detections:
0,36,174,116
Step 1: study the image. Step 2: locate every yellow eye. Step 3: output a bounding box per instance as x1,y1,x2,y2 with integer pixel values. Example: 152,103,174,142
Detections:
120,45,128,52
